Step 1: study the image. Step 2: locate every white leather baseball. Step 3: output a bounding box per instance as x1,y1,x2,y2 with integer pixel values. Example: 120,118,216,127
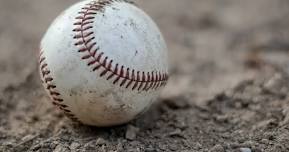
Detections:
39,0,169,126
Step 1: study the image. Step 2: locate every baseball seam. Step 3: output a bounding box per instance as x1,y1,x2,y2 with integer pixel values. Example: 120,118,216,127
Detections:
39,50,80,122
72,0,169,92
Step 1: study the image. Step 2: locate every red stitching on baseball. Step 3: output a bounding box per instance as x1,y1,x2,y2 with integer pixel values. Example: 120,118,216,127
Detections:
39,49,80,122
72,0,169,91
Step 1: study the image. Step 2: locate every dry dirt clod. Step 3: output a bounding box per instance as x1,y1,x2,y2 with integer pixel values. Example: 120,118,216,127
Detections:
167,129,184,138
263,73,283,91
209,144,225,152
162,96,191,110
70,142,81,150
84,140,98,150
96,137,106,146
125,125,140,140
53,145,69,152
253,119,278,130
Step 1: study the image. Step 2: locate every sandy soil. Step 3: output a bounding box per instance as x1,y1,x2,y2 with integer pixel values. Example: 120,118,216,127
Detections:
1,0,289,151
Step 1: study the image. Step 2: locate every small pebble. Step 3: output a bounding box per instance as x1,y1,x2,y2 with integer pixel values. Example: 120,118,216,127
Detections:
209,144,224,152
169,144,178,151
21,135,35,142
96,138,106,145
84,140,96,149
240,147,252,152
53,145,69,152
125,125,139,140
145,147,156,152
70,142,81,150
168,129,183,138
261,138,269,144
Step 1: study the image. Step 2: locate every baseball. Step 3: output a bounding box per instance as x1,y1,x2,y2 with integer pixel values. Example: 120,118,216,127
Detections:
39,0,169,126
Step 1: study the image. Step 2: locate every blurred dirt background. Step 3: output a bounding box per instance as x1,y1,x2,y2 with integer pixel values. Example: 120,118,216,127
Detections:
1,0,289,151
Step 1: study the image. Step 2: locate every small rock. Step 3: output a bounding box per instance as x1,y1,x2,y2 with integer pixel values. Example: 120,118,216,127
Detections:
263,73,282,91
169,144,178,151
240,147,252,152
215,115,229,122
173,117,188,130
228,142,239,149
125,125,139,140
261,138,269,144
53,145,69,152
209,144,224,152
96,138,106,145
84,140,97,150
167,129,184,138
3,141,13,147
70,142,81,150
52,140,60,148
21,135,35,142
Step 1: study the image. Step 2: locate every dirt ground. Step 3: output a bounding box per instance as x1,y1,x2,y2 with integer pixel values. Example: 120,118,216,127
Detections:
1,0,289,151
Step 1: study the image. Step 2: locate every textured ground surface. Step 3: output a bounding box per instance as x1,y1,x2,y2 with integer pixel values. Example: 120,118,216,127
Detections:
1,0,289,151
